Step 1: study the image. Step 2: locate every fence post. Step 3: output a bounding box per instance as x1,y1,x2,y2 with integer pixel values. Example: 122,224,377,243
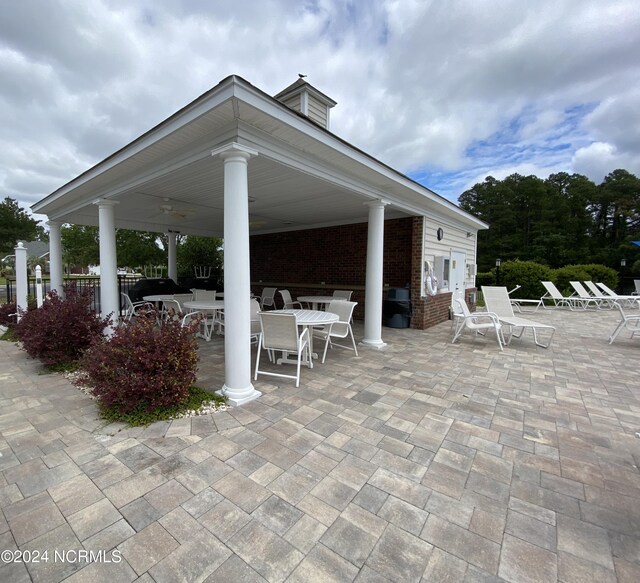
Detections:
35,265,44,307
15,243,28,321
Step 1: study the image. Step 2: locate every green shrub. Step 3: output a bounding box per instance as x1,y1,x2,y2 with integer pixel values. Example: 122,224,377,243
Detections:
551,265,591,296
81,315,199,415
496,260,553,299
476,271,495,289
14,286,109,367
572,264,619,290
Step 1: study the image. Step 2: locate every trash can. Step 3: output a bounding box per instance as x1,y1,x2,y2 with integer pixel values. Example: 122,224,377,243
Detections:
383,287,411,328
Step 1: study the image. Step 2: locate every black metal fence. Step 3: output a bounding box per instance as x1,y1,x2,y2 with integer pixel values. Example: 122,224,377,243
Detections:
4,276,143,312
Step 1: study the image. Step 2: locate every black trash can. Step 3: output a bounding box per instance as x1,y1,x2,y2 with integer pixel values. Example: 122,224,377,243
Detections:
383,287,411,328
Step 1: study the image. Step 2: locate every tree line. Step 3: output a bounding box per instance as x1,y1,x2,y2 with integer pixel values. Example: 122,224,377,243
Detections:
458,169,640,273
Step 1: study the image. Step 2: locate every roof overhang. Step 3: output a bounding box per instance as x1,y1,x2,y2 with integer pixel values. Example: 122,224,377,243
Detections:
32,75,488,236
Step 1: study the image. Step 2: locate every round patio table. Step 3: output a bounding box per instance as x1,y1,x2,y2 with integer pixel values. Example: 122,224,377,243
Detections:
271,309,339,367
143,294,175,303
297,295,336,310
184,300,225,340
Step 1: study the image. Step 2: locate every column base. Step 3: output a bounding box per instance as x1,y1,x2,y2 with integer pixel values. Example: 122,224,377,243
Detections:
359,339,388,350
217,385,262,407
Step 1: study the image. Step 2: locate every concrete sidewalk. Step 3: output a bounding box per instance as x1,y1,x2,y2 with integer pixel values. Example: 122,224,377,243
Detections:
1,307,639,582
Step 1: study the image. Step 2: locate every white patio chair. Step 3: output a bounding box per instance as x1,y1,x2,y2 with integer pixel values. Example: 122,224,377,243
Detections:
120,293,153,323
482,286,555,348
333,290,353,300
160,299,183,322
180,310,207,337
192,289,217,301
451,298,503,350
540,281,579,310
254,312,310,387
259,287,277,310
278,289,303,310
313,300,358,363
249,298,261,345
608,300,640,344
633,280,640,296
569,281,603,310
173,293,194,312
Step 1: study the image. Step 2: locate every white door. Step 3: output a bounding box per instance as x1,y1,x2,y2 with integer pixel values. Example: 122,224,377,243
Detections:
450,251,466,301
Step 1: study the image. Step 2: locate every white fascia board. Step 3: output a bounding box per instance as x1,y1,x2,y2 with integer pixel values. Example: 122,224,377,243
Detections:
32,80,238,214
233,81,484,227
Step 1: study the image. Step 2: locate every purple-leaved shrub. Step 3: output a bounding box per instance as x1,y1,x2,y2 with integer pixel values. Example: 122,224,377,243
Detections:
15,285,109,366
81,314,199,414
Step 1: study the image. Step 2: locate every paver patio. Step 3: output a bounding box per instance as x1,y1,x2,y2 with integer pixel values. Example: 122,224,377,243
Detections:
1,307,639,582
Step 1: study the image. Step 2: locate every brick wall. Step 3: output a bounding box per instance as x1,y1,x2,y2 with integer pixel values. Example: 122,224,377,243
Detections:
250,218,412,286
249,216,474,329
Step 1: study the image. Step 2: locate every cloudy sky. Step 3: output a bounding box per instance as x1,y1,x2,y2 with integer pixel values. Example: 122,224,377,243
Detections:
1,0,639,220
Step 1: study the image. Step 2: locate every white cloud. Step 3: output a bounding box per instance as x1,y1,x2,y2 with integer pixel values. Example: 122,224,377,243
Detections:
1,0,639,214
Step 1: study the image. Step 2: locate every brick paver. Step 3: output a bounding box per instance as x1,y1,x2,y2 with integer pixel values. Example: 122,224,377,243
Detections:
1,307,639,581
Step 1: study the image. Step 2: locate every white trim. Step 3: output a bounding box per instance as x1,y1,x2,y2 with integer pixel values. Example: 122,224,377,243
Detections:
300,91,309,116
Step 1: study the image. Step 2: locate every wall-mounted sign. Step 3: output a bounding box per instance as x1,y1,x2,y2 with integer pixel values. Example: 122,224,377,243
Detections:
436,227,444,241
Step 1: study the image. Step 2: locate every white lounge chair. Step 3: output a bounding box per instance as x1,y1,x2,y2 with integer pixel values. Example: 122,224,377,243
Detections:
540,281,580,310
254,312,310,387
608,301,640,344
595,282,638,308
451,298,504,350
569,281,603,310
633,280,640,296
583,281,616,309
482,286,555,348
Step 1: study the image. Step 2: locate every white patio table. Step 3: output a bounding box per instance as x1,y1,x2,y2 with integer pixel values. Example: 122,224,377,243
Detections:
271,309,339,368
143,294,175,303
297,295,336,310
184,300,225,340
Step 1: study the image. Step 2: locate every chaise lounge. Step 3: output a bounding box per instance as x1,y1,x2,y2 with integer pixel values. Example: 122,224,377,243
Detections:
483,286,555,348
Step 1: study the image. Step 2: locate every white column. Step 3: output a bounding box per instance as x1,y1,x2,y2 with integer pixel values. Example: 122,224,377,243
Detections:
47,220,64,296
361,200,388,348
211,142,261,406
14,242,28,321
94,199,119,331
167,230,178,282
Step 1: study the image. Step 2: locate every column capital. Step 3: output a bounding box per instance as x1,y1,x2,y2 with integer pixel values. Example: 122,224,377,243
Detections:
46,220,62,228
211,142,259,161
365,199,389,209
93,198,119,207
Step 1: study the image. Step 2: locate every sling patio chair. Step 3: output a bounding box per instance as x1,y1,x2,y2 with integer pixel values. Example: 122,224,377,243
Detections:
482,286,555,348
608,300,640,344
278,289,303,310
313,300,359,362
569,281,604,310
583,281,616,309
595,282,639,308
259,287,277,310
120,293,154,324
633,280,640,295
451,297,504,350
254,312,310,387
540,281,581,310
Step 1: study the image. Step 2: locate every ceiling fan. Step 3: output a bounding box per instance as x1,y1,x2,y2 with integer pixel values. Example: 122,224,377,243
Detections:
159,203,194,220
